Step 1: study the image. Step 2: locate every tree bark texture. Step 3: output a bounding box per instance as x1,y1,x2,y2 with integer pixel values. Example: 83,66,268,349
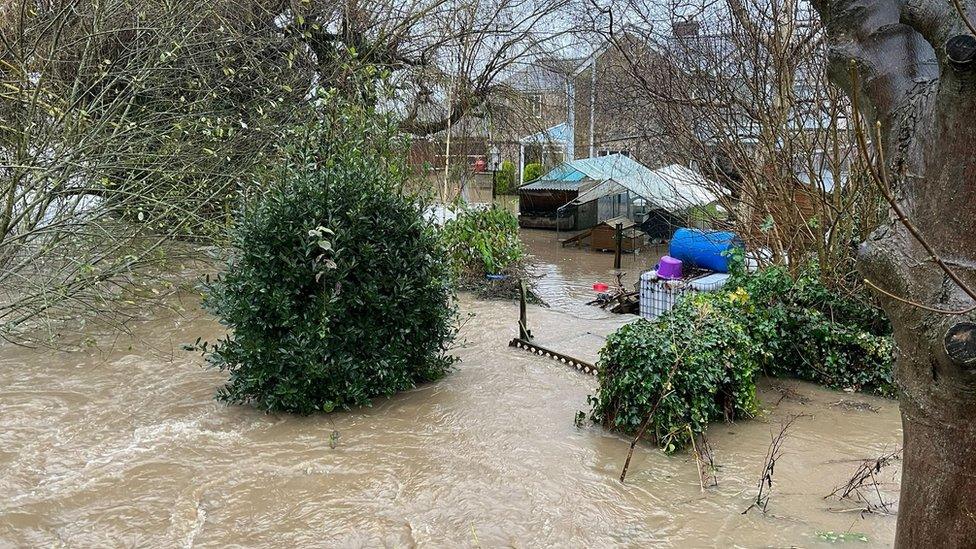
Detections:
810,0,976,545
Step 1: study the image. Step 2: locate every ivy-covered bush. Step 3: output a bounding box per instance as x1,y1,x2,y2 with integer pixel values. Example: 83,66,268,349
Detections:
202,104,457,414
589,259,895,452
494,160,517,195
589,292,760,452
523,162,544,183
733,263,894,397
440,205,524,284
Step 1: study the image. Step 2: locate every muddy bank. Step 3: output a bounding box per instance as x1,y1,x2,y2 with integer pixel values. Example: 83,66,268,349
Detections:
0,290,899,547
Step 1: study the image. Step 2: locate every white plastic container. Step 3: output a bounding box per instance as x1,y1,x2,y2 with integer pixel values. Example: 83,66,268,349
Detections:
689,273,730,292
639,271,731,320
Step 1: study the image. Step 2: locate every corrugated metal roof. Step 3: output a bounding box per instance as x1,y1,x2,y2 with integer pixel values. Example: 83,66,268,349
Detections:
519,154,644,192
519,177,590,192
519,162,592,191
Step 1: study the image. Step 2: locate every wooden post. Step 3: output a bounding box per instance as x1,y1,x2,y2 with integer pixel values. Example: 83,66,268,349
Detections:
518,279,532,340
614,222,623,270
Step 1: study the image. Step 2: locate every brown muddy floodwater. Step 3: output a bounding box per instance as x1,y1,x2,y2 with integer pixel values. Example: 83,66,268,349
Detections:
0,231,901,548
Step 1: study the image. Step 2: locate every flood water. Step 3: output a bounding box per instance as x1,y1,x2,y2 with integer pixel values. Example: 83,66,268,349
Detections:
521,229,666,320
0,230,901,547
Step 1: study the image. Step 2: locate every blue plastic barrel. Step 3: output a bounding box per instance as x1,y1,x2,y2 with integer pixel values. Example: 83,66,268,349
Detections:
668,228,742,273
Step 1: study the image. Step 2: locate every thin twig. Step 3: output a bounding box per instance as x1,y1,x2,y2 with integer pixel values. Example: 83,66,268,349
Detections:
849,68,976,315
871,120,976,306
689,425,706,492
864,278,975,315
825,447,901,515
950,0,976,38
619,387,675,483
742,414,805,514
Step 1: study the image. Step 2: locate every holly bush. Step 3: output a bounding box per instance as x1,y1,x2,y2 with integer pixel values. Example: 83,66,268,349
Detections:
202,104,457,414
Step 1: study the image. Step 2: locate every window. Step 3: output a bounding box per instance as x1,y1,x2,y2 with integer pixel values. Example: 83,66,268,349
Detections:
527,93,543,118
598,149,631,158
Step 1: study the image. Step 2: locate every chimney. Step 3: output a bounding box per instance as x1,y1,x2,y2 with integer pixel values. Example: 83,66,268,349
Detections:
673,19,700,39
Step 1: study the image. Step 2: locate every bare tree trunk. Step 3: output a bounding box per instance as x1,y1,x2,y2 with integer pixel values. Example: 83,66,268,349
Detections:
811,0,976,544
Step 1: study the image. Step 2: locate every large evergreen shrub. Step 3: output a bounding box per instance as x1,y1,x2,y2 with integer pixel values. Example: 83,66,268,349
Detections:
733,263,894,397
202,104,457,414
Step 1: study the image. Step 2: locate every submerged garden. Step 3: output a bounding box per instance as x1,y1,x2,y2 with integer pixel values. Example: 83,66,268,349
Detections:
3,0,975,546
192,93,896,458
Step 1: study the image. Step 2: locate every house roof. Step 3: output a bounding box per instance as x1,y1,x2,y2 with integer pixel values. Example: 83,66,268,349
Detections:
571,41,612,77
503,58,583,92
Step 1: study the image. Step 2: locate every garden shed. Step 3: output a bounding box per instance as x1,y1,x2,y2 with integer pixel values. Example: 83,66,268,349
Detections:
589,216,645,252
517,161,599,230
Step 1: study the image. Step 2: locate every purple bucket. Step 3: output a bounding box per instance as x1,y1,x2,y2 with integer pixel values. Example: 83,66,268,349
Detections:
657,255,683,280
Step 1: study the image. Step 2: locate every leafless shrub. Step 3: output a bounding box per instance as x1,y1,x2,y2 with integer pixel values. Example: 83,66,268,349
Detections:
0,0,579,344
0,0,316,345
742,413,805,514
577,0,886,294
690,427,718,490
825,447,901,515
